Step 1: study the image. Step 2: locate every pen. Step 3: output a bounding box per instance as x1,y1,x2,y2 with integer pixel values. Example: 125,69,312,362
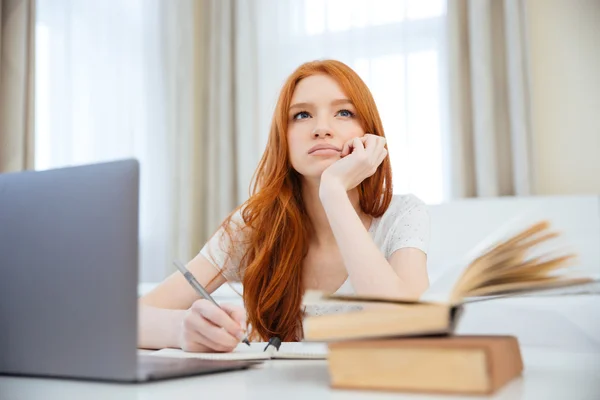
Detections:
173,260,250,346
263,337,282,352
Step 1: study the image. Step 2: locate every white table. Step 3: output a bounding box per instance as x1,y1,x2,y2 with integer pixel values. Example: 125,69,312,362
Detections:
2,347,599,400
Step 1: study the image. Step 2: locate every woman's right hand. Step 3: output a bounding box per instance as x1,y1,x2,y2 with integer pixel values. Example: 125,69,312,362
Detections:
178,299,247,353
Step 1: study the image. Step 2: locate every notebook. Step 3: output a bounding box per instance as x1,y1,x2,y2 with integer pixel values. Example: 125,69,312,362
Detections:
150,342,328,361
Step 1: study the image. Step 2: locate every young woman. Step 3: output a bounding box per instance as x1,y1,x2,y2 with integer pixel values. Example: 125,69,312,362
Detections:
138,59,430,352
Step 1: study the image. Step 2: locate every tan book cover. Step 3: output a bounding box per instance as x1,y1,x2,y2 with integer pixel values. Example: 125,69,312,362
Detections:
327,335,523,395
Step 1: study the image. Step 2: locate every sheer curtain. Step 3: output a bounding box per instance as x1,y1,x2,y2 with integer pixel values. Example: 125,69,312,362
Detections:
237,0,450,205
34,0,195,282
0,0,35,173
33,0,451,281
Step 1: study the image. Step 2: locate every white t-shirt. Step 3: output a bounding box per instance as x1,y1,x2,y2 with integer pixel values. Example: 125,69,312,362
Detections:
200,194,430,316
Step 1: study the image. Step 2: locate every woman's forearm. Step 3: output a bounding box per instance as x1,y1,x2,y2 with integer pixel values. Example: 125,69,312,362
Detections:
319,181,415,298
137,303,185,349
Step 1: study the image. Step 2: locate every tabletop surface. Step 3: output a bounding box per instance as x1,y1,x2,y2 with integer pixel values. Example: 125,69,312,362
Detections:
1,347,600,400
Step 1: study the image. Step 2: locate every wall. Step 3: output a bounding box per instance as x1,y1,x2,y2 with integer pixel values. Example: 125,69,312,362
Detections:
526,0,600,195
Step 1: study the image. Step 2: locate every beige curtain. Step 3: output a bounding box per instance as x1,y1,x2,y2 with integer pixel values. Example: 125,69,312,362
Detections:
447,0,534,198
0,0,35,173
179,0,240,261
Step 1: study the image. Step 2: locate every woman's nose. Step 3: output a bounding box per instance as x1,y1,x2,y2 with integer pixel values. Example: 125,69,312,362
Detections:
312,127,332,138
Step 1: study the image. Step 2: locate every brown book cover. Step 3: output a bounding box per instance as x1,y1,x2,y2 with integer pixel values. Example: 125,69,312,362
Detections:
327,335,523,395
303,297,464,341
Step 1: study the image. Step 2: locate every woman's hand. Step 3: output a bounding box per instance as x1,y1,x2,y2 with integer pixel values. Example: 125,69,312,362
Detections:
178,299,247,352
320,134,387,193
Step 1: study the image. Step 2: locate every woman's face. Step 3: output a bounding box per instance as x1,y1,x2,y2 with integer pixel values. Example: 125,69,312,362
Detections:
287,74,365,179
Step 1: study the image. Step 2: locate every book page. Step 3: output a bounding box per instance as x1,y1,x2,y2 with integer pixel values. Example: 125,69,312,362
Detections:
150,344,270,361
421,212,534,303
150,342,328,361
271,342,328,359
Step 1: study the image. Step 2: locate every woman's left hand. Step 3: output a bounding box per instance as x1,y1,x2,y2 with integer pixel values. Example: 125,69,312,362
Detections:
320,133,387,192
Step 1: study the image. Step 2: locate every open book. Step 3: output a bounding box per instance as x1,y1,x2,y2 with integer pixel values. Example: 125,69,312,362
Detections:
302,220,595,342
151,342,328,361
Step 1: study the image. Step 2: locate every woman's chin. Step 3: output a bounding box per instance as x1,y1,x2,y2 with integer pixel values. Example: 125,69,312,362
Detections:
296,167,329,181
296,162,337,180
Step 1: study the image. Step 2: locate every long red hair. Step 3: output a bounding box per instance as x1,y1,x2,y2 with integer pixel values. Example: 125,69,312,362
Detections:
221,60,392,341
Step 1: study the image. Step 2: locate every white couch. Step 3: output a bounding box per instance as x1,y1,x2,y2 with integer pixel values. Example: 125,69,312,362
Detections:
140,195,600,351
427,195,600,287
426,195,600,352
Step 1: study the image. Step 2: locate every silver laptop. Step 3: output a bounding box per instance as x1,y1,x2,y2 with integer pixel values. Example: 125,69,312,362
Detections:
0,159,256,382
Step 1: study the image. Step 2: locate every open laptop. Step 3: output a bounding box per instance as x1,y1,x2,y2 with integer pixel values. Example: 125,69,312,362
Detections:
0,159,257,382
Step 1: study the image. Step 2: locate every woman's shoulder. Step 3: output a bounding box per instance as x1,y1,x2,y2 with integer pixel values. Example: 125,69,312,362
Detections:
381,193,428,221
373,194,430,255
226,206,247,227
199,206,252,282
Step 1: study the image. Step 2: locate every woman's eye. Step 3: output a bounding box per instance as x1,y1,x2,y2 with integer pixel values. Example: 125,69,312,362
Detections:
337,109,354,118
293,111,310,120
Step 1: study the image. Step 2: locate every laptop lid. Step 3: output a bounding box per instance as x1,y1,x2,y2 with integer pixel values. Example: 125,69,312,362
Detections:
0,159,140,381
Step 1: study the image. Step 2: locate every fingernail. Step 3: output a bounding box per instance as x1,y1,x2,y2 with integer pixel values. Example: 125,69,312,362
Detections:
236,331,246,341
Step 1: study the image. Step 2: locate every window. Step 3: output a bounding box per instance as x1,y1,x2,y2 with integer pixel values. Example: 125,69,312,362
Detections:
252,0,449,204
34,0,180,282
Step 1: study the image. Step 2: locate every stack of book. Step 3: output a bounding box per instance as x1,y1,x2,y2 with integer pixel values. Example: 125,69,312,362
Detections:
301,220,593,395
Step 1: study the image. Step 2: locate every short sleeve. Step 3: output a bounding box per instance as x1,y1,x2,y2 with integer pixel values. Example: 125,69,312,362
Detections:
385,195,430,257
199,209,249,282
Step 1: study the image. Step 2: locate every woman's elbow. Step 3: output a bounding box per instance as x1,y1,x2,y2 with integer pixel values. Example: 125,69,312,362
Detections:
411,274,430,299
